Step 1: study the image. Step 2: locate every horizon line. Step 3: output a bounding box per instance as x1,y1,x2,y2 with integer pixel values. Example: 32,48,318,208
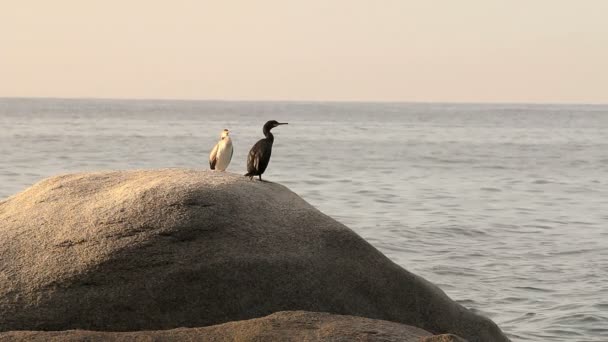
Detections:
1,96,607,107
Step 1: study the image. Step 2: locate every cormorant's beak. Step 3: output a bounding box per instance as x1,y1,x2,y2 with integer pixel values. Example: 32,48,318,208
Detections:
277,122,288,125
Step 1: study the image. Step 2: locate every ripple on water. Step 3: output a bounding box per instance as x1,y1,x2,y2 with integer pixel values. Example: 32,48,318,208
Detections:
522,224,552,230
593,303,608,310
456,298,478,307
374,198,396,204
543,329,584,337
551,248,602,256
303,179,324,186
513,286,555,293
0,171,20,177
431,265,480,277
555,313,608,325
310,172,334,179
445,226,489,237
474,165,509,170
501,312,536,324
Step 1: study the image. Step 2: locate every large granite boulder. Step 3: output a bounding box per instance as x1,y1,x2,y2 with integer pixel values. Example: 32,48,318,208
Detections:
0,311,460,341
0,169,509,341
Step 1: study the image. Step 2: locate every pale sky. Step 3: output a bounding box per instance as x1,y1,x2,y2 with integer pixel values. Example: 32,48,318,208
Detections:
1,0,607,103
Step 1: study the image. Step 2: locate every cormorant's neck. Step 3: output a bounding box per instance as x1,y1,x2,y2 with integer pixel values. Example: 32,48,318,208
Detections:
264,126,274,143
264,130,274,143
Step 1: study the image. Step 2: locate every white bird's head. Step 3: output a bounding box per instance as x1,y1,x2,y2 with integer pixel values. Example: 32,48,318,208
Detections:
220,129,230,139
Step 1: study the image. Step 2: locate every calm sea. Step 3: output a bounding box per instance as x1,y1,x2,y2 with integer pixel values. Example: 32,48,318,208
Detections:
1,98,607,341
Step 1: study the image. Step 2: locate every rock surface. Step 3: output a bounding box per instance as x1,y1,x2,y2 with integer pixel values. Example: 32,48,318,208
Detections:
0,311,462,342
0,169,509,341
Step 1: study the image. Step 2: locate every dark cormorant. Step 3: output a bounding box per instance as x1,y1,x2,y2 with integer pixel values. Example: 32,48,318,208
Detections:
245,120,288,181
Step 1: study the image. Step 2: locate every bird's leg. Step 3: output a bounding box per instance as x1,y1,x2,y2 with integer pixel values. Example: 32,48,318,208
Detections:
259,175,262,181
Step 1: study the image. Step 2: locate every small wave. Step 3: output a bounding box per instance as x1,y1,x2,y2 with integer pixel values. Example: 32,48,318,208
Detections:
593,303,608,310
303,180,324,186
551,248,599,256
535,218,570,225
569,159,590,166
522,224,552,230
432,266,479,277
445,226,489,236
499,296,527,303
475,165,509,170
310,173,334,179
554,313,608,324
494,223,519,228
569,221,594,226
547,302,586,312
588,325,608,334
514,286,555,293
420,156,477,164
500,312,536,324
455,299,478,306
427,194,458,200
374,198,395,204
543,329,584,337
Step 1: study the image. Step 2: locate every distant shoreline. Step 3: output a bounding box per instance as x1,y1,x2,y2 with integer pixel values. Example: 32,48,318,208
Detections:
1,96,607,107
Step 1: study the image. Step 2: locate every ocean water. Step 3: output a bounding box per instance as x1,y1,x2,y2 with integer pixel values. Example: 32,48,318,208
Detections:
1,98,607,341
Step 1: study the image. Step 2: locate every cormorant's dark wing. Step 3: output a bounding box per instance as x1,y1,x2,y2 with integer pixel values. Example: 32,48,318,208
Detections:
247,139,272,175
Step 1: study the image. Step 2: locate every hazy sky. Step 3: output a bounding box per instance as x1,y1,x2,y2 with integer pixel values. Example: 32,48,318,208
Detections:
2,1,607,103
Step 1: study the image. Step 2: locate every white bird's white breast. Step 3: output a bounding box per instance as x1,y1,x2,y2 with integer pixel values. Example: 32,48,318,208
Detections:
214,137,233,171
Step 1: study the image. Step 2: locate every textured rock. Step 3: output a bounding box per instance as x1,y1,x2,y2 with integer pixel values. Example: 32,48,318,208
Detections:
0,169,509,341
0,311,459,342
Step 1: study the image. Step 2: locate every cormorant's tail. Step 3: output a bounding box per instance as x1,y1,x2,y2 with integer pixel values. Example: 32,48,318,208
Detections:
244,172,252,176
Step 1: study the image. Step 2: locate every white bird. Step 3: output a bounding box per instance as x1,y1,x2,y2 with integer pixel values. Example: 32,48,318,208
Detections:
209,129,233,171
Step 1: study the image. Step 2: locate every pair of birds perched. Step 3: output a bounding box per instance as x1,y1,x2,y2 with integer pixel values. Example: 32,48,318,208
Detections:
208,120,288,181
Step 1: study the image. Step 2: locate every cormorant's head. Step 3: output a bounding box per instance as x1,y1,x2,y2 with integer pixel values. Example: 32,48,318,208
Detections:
264,120,288,131
220,129,230,139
